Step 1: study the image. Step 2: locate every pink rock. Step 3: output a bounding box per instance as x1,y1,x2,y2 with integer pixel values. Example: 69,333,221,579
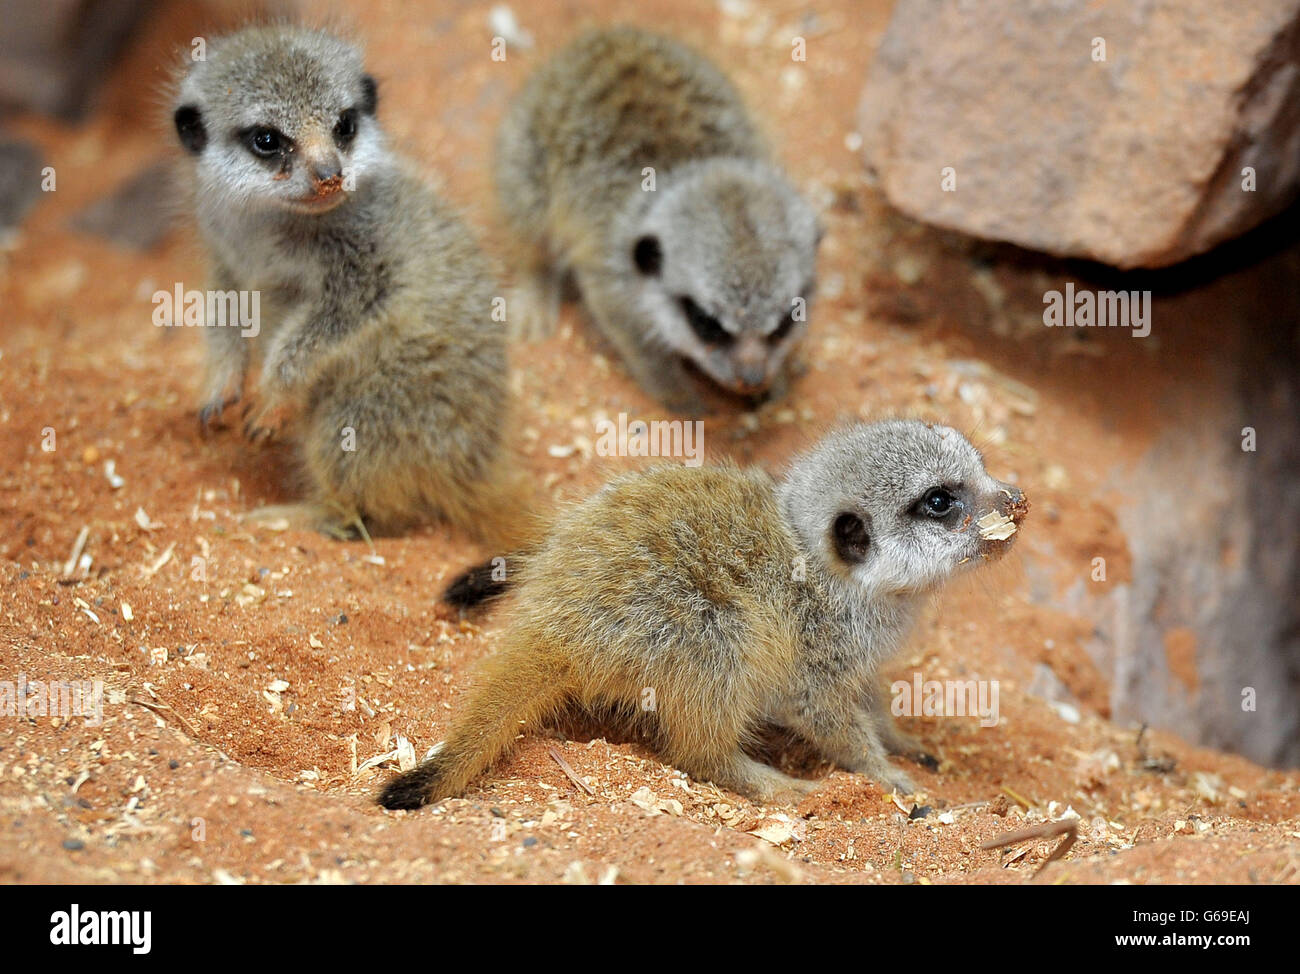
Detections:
860,0,1300,268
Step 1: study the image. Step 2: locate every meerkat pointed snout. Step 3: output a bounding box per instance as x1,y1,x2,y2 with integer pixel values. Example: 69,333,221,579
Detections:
171,26,535,545
495,27,821,413
379,420,1025,810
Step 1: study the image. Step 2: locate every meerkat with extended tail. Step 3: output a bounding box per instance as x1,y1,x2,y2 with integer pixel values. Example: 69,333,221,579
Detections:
495,26,821,412
173,26,527,542
379,420,1028,809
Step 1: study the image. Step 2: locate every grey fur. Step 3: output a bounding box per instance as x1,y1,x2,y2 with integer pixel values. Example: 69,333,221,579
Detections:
173,26,525,541
495,26,820,412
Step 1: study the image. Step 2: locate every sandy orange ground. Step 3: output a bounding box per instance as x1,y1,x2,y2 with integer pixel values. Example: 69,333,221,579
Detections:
0,0,1296,884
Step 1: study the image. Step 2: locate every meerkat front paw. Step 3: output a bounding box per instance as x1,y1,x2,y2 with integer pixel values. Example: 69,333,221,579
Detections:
873,717,940,771
851,754,917,795
635,360,713,417
884,730,939,770
661,394,711,418
198,366,245,436
259,350,307,399
883,767,917,795
241,396,297,445
709,754,817,805
770,778,819,805
507,279,560,341
198,391,240,436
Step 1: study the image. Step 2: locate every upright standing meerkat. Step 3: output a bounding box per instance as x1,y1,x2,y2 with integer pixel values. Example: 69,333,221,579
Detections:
173,25,528,542
495,26,821,413
379,420,1028,809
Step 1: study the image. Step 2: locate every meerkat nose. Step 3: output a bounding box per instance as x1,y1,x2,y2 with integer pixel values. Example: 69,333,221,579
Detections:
1001,485,1030,523
309,155,344,186
733,340,768,390
736,364,766,390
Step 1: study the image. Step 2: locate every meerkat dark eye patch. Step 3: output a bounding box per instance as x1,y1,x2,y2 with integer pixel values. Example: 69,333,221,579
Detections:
633,235,662,276
334,108,359,147
768,309,797,345
679,296,734,346
832,511,870,563
174,105,207,153
360,74,378,115
242,126,288,159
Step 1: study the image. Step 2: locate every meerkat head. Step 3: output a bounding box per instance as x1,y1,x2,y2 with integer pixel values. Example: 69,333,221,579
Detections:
779,420,1028,601
173,26,383,215
622,158,821,398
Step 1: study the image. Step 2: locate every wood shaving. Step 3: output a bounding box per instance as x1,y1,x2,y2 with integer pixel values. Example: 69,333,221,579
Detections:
977,509,1017,541
141,542,175,577
749,820,796,846
395,735,416,772
980,818,1077,875
548,746,595,795
62,526,89,579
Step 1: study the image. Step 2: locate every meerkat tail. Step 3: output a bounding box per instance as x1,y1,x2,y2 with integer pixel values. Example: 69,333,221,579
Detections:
376,648,571,809
441,559,512,610
441,526,545,611
434,470,550,607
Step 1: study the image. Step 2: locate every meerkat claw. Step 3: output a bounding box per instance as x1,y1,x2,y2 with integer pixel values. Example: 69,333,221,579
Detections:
198,395,238,437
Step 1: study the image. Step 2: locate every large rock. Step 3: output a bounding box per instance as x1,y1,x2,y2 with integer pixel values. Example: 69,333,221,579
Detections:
860,0,1300,268
1015,246,1300,768
1076,327,1299,767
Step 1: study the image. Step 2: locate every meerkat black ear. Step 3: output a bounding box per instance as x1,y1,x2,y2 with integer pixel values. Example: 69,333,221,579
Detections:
831,511,870,563
174,105,207,153
360,74,378,115
633,235,663,276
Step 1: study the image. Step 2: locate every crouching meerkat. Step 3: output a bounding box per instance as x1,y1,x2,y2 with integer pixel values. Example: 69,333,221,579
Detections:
378,420,1028,809
172,26,528,543
495,26,821,413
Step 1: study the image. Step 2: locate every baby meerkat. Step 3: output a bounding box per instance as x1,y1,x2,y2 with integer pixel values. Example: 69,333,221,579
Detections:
173,26,526,542
379,420,1028,809
495,26,821,413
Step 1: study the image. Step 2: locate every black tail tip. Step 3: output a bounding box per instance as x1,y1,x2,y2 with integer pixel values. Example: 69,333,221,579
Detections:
377,769,434,810
441,560,510,611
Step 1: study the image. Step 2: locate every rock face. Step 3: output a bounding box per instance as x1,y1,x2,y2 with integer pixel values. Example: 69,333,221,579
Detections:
1094,328,1300,768
1017,250,1300,769
859,0,1300,269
